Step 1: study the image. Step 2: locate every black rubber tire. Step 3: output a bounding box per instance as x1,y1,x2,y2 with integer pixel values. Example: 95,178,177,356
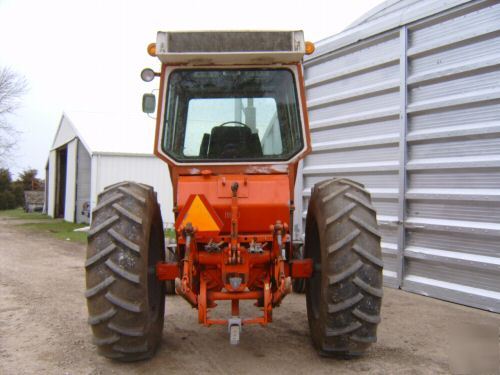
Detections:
85,181,165,361
305,178,383,357
292,243,306,294
164,247,177,295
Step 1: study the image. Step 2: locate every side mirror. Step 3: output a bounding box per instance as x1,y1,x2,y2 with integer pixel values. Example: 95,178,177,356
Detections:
142,93,156,114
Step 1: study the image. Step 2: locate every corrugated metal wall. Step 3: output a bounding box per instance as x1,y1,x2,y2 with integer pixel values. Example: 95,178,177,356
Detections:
300,0,500,312
90,154,174,225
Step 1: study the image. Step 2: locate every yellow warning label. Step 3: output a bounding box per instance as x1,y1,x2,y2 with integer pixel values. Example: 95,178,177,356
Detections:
180,195,221,233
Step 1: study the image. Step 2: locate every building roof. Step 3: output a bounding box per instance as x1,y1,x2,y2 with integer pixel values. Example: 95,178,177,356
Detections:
51,111,157,155
346,0,423,30
306,0,472,63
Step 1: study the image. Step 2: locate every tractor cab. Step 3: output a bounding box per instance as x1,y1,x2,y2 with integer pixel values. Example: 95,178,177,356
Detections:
162,68,305,163
142,31,312,168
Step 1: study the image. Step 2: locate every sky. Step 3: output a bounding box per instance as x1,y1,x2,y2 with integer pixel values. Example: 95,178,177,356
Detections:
0,0,385,178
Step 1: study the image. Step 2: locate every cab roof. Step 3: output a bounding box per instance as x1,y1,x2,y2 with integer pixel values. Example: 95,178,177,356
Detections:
155,30,305,65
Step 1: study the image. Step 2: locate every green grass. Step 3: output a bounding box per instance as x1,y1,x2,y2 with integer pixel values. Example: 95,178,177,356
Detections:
1,209,176,245
165,227,176,240
1,208,88,244
19,220,88,243
0,208,51,220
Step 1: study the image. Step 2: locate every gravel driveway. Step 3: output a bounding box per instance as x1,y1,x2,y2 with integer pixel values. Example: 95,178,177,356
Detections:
0,217,499,374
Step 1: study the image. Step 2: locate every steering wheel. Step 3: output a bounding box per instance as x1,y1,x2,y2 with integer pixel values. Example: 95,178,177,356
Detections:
219,121,249,127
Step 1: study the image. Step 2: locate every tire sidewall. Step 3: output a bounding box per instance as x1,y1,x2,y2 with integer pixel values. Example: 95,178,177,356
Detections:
305,187,330,351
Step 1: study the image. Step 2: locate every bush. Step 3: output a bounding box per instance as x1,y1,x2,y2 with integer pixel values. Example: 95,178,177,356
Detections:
0,168,12,192
0,192,6,210
11,183,24,207
4,191,16,209
0,191,16,210
0,168,33,210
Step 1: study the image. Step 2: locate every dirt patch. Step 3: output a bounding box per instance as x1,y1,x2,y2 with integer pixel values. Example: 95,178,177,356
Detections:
0,220,499,374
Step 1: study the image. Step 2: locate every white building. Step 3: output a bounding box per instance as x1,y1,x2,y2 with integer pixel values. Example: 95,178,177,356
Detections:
46,112,174,225
299,0,500,312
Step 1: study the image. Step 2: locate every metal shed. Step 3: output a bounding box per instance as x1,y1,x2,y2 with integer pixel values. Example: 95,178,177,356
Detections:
297,0,500,312
46,112,174,225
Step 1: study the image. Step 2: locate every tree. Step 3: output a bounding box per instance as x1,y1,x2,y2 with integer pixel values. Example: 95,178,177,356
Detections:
0,67,28,167
0,167,12,191
0,167,40,209
17,168,42,191
0,167,19,209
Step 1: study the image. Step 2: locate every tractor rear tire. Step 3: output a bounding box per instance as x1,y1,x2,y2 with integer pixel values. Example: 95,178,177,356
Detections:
85,181,165,361
305,178,383,357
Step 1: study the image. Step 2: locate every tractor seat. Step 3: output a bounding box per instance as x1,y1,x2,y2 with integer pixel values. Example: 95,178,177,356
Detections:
207,125,262,159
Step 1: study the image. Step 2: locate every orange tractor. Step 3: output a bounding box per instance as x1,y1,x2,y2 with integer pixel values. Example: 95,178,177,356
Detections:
85,31,383,361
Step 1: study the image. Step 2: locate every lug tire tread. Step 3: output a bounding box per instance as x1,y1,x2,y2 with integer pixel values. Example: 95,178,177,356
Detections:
305,178,383,357
85,181,165,361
